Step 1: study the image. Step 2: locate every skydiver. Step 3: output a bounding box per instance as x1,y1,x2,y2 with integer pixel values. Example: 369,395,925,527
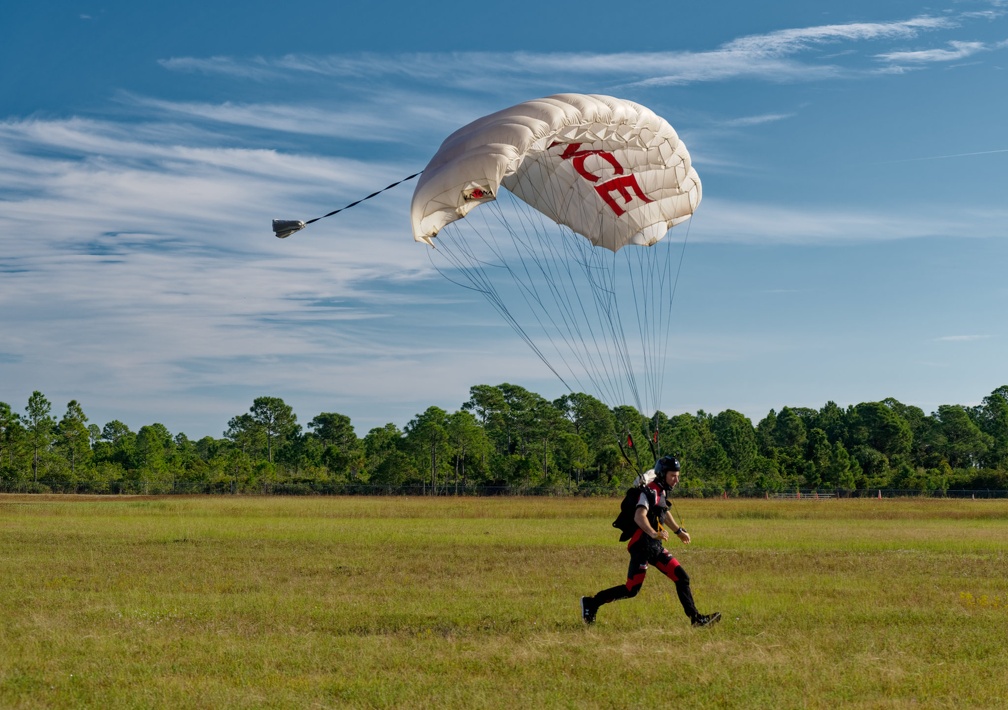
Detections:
580,455,720,627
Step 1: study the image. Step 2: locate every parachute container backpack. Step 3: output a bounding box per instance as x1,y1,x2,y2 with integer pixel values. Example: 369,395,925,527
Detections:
612,468,658,541
410,94,702,448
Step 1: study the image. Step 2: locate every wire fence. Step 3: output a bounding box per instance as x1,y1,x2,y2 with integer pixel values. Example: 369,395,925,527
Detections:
2,480,1007,499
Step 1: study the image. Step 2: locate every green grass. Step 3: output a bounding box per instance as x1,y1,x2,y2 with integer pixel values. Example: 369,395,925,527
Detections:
1,495,1006,708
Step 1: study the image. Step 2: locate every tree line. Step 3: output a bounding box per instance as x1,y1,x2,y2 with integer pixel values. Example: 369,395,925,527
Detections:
2,384,1007,495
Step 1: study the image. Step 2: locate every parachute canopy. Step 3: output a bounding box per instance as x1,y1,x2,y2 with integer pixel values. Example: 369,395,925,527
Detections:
410,95,702,449
410,93,701,252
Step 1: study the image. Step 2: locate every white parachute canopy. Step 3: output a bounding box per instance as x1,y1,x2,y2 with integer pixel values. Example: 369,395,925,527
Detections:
410,93,700,252
410,94,702,428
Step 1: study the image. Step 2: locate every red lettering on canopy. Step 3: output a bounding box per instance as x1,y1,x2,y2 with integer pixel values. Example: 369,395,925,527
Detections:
595,174,654,217
558,143,623,183
553,142,653,216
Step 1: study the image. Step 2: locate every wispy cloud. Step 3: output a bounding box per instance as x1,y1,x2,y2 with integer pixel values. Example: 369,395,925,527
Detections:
877,40,989,63
720,113,795,128
629,16,963,86
124,94,448,141
724,16,953,55
161,48,839,89
869,147,1008,164
159,15,962,89
159,56,287,81
936,335,992,342
0,112,464,433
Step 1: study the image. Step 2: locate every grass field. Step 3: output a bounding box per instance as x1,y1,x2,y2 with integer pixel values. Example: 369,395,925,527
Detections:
1,495,1006,708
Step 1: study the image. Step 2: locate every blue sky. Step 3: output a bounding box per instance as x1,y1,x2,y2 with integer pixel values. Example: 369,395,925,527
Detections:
2,1,1006,439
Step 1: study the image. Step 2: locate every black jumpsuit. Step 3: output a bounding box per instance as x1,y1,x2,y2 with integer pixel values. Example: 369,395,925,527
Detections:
587,480,700,620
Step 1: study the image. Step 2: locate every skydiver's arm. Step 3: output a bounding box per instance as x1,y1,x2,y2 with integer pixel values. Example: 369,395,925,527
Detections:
661,509,691,544
634,506,668,541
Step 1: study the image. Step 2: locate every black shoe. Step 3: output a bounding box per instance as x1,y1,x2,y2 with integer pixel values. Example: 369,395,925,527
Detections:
581,597,597,625
691,611,721,627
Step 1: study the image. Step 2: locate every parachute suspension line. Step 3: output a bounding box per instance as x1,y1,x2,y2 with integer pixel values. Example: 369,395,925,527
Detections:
532,220,625,410
668,491,685,529
629,233,668,451
497,192,586,367
524,152,644,414
513,166,618,404
620,216,692,461
546,221,631,412
272,171,422,238
564,212,636,410
438,187,634,408
446,188,663,471
558,213,629,410
606,246,646,415
489,177,630,409
427,211,578,396
614,407,647,473
616,430,639,470
656,217,693,420
633,250,659,459
431,196,588,399
586,238,638,411
427,193,692,476
549,185,615,392
482,194,600,398
613,220,691,463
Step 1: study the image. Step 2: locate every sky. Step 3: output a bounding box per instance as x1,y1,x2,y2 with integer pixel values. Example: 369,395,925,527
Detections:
1,0,1007,440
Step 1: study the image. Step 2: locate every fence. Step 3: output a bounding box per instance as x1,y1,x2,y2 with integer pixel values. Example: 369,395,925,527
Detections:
3,478,1008,499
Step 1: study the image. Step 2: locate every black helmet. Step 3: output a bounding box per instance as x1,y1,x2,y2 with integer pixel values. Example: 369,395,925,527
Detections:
655,455,681,475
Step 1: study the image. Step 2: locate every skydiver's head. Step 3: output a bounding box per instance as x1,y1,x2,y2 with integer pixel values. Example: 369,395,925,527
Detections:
655,455,681,489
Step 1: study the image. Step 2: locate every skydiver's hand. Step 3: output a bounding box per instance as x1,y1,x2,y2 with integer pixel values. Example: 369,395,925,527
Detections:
657,529,669,541
676,529,691,544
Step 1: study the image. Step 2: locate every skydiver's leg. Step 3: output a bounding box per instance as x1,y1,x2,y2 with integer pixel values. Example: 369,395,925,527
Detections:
654,552,700,620
584,546,648,618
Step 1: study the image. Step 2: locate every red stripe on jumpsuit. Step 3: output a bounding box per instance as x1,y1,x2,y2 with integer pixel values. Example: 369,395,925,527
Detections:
625,570,646,591
656,556,682,581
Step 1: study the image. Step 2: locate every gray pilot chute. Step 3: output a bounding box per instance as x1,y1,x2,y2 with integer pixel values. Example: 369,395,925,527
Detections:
272,220,306,239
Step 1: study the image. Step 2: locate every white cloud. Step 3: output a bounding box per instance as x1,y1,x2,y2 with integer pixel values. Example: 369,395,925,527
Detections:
0,117,422,249
0,112,443,435
161,48,835,89
936,334,992,342
124,94,448,141
877,40,989,63
157,15,960,90
869,147,1008,163
720,113,795,128
158,56,286,81
724,16,954,56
